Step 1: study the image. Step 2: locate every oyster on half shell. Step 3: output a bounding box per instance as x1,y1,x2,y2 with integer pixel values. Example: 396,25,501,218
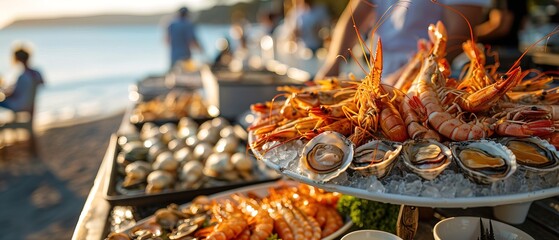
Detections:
500,137,559,174
450,140,517,184
350,140,401,178
300,131,354,182
402,139,452,180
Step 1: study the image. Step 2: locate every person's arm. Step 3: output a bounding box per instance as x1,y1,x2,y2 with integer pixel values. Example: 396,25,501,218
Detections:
475,9,515,41
314,1,376,80
189,25,203,53
443,4,487,62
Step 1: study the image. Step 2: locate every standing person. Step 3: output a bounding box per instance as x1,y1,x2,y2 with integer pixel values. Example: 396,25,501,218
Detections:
167,7,203,71
314,0,491,81
0,46,44,112
295,0,331,53
475,0,528,68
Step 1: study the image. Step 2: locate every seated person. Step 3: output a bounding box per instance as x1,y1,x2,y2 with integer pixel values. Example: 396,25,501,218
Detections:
0,47,44,113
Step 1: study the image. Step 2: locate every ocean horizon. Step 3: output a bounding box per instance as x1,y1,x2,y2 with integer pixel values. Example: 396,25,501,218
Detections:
0,24,231,128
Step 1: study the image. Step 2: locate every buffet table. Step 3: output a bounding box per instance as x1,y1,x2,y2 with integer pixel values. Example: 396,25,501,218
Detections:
72,67,559,240
72,130,559,240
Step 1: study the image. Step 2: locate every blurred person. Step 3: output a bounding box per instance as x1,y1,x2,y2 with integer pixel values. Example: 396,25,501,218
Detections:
0,46,44,112
475,0,528,68
476,0,528,48
315,0,490,81
166,7,203,70
295,0,331,53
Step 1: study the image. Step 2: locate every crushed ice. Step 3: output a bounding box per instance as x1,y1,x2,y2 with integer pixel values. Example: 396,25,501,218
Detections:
258,141,559,198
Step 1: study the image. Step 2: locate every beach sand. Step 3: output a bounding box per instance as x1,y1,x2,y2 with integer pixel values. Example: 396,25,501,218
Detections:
0,112,123,240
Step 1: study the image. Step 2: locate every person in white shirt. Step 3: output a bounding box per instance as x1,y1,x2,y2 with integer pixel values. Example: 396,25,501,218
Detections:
315,0,491,81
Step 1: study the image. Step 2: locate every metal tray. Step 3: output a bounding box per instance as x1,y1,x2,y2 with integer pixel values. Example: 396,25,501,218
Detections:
115,180,353,240
103,134,281,206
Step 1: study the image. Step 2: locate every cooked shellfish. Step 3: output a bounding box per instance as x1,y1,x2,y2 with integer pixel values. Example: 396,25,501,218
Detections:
500,137,559,173
300,131,354,182
402,139,451,180
350,140,401,178
450,140,517,184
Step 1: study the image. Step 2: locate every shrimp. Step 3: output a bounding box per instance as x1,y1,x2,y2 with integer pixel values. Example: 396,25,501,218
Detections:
415,54,496,141
321,206,344,238
349,39,408,144
291,205,321,240
542,132,559,150
494,119,554,137
203,201,248,240
308,98,357,119
232,195,275,240
266,206,294,240
274,201,305,240
506,86,559,105
400,95,441,140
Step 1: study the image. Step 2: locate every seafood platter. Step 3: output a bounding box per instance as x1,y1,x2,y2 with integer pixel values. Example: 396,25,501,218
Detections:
105,116,280,206
248,22,559,208
129,89,212,129
105,181,352,240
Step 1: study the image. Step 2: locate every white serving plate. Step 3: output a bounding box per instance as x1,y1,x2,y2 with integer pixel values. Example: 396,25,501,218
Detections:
249,134,559,209
119,180,353,240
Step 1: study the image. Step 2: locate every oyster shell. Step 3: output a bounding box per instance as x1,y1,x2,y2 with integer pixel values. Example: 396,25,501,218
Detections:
299,131,354,182
402,139,451,180
500,137,559,174
450,140,517,184
350,140,401,178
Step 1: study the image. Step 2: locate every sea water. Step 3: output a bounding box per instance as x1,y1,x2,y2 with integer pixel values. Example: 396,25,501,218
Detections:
0,24,230,128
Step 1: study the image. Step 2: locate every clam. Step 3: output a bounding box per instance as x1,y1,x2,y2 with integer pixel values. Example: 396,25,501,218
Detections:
152,151,179,172
106,232,131,240
140,122,158,139
159,123,178,144
299,131,354,182
204,152,233,177
168,224,198,240
193,142,213,162
178,117,199,130
117,133,141,148
212,117,230,131
179,161,204,183
118,141,148,166
350,140,402,178
214,136,239,153
500,137,559,174
198,119,213,131
174,147,195,163
231,152,253,171
167,138,187,152
147,141,167,163
185,136,199,149
450,140,517,184
123,161,152,187
220,126,236,138
197,128,220,144
146,170,174,193
402,139,452,180
154,208,179,229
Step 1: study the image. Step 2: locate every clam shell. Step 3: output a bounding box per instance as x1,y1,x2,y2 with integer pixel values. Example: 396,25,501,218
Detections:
350,140,401,178
402,139,451,180
450,140,517,184
299,131,354,182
